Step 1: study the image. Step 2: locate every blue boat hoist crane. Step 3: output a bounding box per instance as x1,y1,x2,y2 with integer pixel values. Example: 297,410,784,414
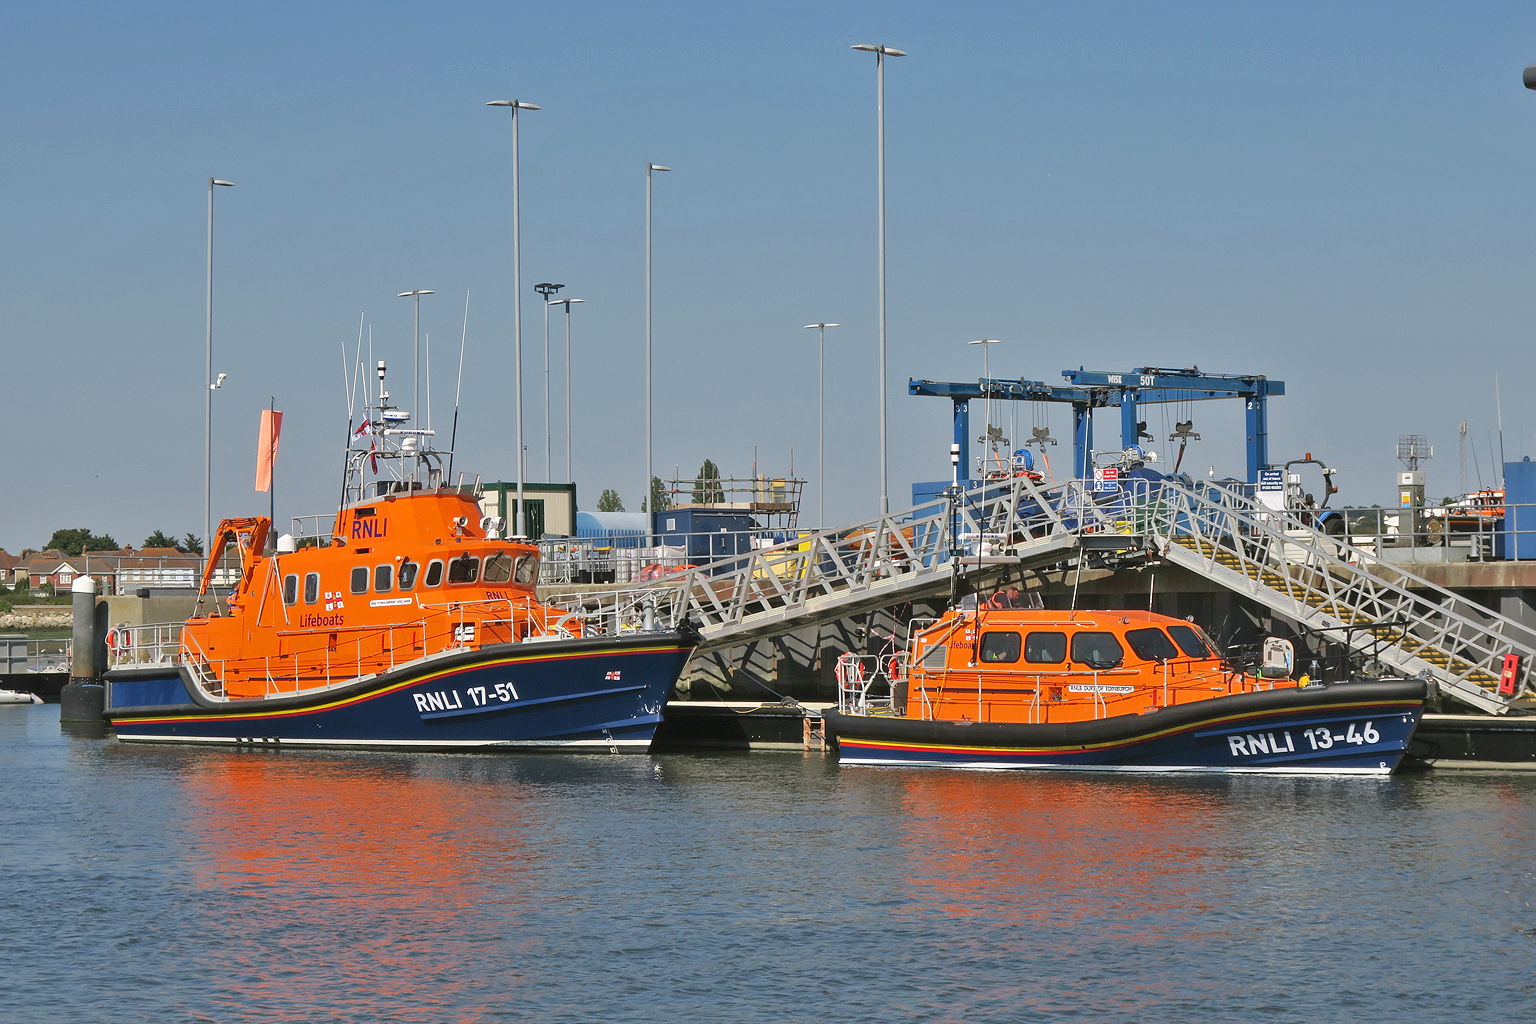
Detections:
909,366,1284,495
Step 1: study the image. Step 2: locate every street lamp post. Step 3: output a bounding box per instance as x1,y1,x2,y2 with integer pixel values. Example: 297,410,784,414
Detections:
397,290,434,427
535,282,563,481
802,323,840,529
968,339,1001,479
205,177,234,566
646,162,671,527
548,297,585,484
852,43,906,515
487,99,540,537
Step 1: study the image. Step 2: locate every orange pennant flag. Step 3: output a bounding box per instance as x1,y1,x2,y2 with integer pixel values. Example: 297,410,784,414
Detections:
255,409,283,493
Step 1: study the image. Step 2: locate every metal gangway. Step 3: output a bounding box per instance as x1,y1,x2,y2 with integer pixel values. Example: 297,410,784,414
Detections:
545,474,1128,653
546,474,1535,713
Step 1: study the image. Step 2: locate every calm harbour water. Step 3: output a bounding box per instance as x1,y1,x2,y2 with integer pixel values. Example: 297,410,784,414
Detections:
2,704,1534,1023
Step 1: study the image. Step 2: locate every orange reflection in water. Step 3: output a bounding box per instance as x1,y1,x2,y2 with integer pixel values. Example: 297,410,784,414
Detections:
175,753,538,1021
894,772,1233,941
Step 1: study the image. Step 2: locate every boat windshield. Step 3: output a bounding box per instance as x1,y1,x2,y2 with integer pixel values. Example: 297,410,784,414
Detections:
1071,632,1124,670
514,554,538,585
1126,627,1179,662
447,555,480,585
1166,624,1214,659
483,553,513,584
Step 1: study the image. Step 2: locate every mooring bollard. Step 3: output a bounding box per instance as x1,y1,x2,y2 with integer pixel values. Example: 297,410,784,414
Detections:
59,575,106,722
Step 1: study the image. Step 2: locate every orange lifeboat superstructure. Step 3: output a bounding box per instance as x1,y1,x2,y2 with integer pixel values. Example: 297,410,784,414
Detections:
184,494,564,699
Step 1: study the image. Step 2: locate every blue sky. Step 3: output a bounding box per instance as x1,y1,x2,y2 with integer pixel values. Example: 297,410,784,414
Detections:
5,1,1536,551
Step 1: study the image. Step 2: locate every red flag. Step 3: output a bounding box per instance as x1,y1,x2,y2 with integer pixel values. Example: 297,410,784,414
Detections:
255,409,283,493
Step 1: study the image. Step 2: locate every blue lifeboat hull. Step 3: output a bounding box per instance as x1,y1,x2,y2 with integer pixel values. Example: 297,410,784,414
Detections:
104,631,696,751
826,680,1428,775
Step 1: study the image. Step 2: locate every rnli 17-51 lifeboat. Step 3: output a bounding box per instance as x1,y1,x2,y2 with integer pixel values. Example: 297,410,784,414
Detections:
104,371,696,751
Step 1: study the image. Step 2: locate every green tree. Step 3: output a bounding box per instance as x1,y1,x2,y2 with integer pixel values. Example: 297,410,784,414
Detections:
46,528,119,557
142,529,181,550
182,533,205,555
692,460,724,504
643,476,672,514
596,489,625,512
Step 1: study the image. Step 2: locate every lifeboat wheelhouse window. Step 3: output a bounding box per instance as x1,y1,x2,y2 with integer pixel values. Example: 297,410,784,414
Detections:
303,573,319,604
1071,632,1124,670
514,554,538,585
447,555,480,584
282,574,298,606
350,566,369,594
1024,631,1067,664
398,559,418,590
1166,624,1215,659
979,632,1021,663
424,559,444,587
483,553,513,584
374,564,393,592
1126,627,1180,662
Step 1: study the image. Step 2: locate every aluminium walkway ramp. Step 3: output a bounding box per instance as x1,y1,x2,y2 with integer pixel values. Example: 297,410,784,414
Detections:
1146,480,1534,713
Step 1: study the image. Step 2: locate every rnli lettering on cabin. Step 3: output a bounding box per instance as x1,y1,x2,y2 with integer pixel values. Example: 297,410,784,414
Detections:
352,517,388,540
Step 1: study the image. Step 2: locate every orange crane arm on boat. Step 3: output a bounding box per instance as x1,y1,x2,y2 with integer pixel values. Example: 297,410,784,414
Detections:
198,517,272,596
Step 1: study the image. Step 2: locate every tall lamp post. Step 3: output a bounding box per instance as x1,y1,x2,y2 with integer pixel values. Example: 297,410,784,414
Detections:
487,98,540,537
646,162,671,527
397,289,434,427
548,296,585,484
535,282,563,481
205,177,234,566
968,339,1002,480
802,322,840,529
851,43,906,515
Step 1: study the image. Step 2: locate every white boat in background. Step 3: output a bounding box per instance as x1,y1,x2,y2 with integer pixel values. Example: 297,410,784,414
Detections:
0,689,43,705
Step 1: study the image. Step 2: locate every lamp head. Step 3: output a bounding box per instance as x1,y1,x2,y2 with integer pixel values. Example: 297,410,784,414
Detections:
802,323,841,329
851,44,907,57
211,179,234,187
210,372,227,390
648,163,672,172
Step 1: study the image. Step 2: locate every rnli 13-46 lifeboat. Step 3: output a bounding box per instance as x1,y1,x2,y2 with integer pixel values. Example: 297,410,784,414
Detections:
825,603,1425,774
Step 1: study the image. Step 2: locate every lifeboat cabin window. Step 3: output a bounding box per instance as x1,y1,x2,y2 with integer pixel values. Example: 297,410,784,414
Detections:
1166,624,1215,659
304,573,320,604
282,574,298,606
1126,627,1180,662
1025,631,1067,664
514,554,538,585
979,632,1021,663
1071,632,1124,670
350,566,369,594
424,559,444,588
374,564,393,592
483,553,513,584
398,559,419,591
447,555,480,585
